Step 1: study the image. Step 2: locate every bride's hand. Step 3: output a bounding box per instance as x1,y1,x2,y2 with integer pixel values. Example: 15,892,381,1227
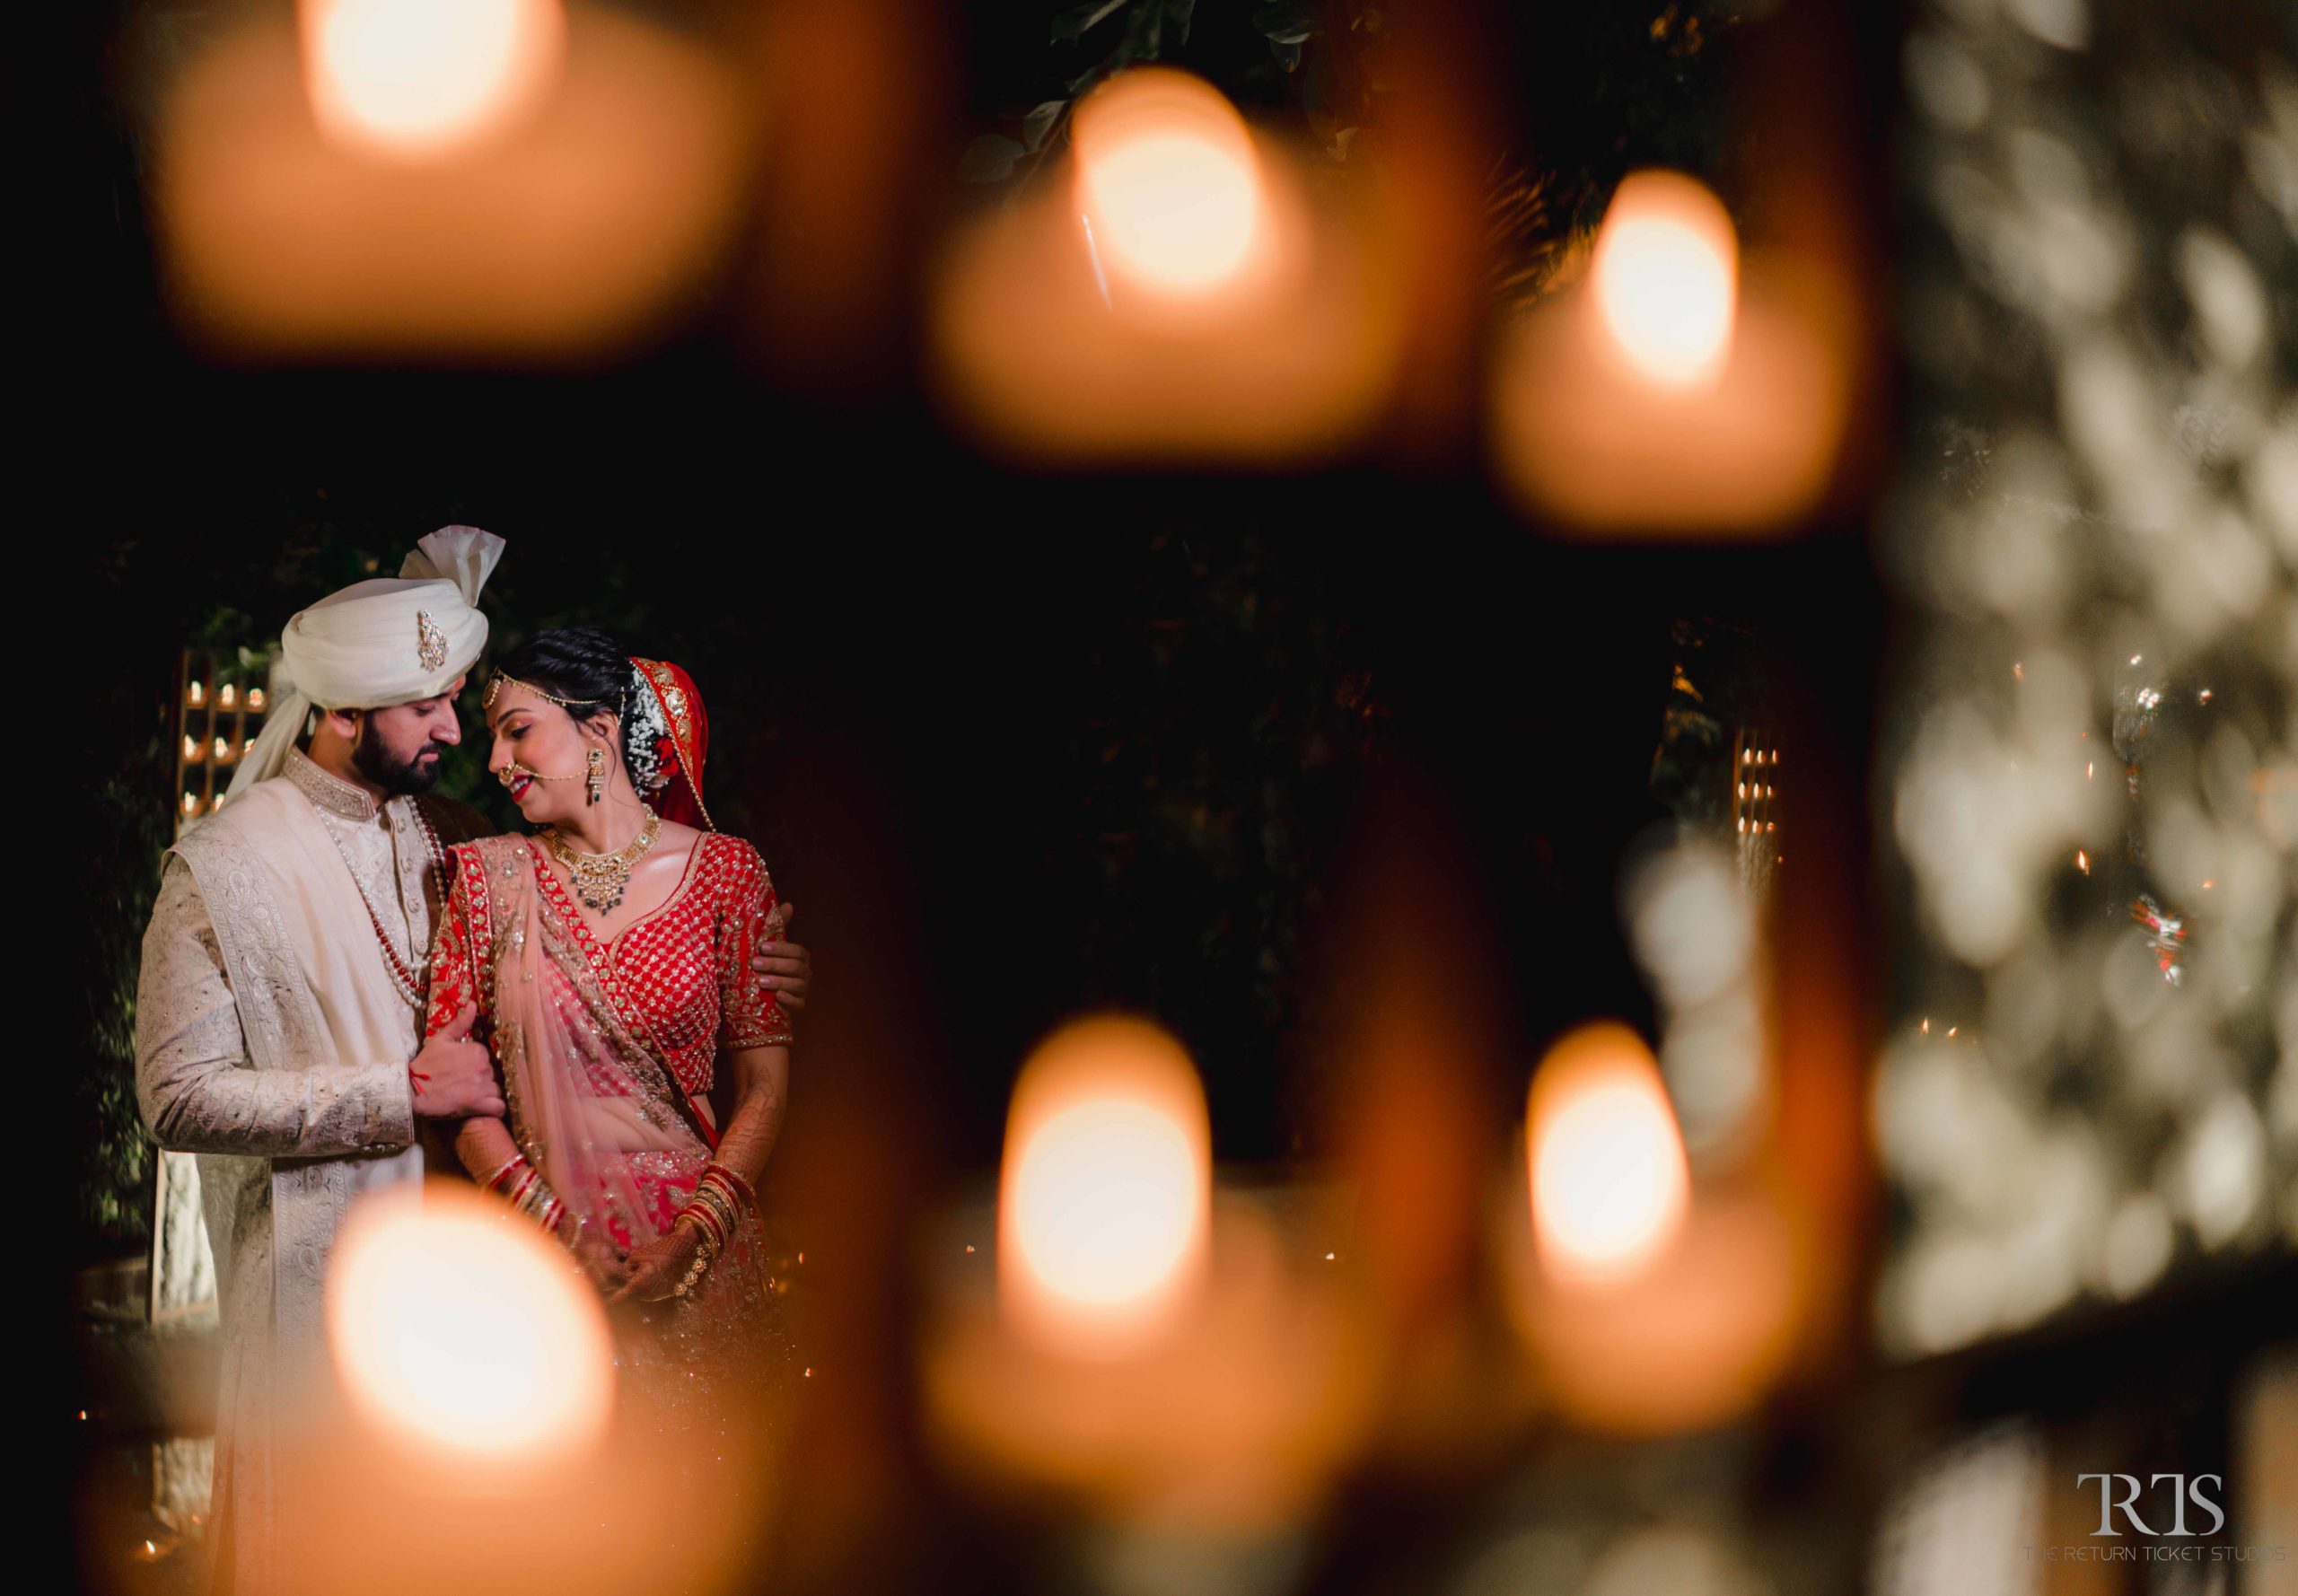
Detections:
607,1223,704,1305
572,1229,634,1296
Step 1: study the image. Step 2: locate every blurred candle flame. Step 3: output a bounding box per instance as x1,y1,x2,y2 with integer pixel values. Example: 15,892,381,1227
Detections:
1491,168,1852,535
927,68,1401,463
326,1183,612,1477
1505,1048,1810,1437
1071,71,1267,305
285,1180,757,1596
1527,1022,1689,1285
1591,171,1738,390
998,1016,1211,1359
158,6,742,358
924,1180,1377,1530
302,0,565,160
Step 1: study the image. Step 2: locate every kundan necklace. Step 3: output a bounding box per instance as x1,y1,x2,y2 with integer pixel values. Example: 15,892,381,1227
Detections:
540,811,662,914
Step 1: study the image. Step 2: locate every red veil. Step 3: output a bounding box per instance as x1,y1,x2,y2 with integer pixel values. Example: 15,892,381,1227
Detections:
631,657,715,833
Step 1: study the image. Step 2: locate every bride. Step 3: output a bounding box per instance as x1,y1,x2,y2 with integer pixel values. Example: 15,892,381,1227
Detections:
423,626,796,1423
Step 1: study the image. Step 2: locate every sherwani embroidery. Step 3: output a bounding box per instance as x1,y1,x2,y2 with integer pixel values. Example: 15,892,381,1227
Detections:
135,750,487,1596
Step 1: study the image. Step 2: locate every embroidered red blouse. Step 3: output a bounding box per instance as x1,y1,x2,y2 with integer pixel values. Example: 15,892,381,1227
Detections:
426,831,793,1101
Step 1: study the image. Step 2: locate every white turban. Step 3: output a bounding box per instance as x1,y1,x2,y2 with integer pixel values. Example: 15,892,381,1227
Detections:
228,526,505,801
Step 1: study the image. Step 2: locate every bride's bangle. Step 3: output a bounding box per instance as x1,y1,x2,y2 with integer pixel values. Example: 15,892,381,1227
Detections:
683,1185,740,1258
676,1198,727,1259
670,1214,716,1297
488,1153,574,1241
698,1162,757,1215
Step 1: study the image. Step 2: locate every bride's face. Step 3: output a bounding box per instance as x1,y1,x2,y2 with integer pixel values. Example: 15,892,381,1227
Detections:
487,680,615,826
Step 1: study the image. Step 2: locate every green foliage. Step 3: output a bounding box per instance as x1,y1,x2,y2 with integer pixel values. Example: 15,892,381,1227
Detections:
78,768,171,1256
1253,2,1320,70
1053,0,1131,44
969,0,1211,189
960,134,1026,183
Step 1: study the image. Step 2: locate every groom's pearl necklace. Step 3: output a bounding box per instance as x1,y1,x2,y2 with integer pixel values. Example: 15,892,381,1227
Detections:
318,802,444,1008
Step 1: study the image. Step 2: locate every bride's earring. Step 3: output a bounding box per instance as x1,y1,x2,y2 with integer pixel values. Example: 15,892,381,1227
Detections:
585,746,605,806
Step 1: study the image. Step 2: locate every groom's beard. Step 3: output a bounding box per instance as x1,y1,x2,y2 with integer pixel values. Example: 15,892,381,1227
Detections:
352,732,450,795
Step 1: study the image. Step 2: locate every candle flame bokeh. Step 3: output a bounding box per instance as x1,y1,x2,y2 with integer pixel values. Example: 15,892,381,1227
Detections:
1071,70,1268,306
157,6,745,358
1527,1022,1689,1285
301,0,566,160
927,67,1401,463
998,1016,1211,1358
1490,168,1852,534
326,1183,612,1476
1590,171,1739,390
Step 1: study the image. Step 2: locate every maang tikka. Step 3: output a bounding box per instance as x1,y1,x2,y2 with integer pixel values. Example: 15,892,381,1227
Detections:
585,746,605,805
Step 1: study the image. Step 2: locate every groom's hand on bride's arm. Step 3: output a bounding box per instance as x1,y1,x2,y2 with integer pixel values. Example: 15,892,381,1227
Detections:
750,901,811,1016
408,1004,506,1119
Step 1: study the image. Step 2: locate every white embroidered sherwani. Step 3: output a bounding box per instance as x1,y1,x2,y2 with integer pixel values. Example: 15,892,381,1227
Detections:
136,750,488,1596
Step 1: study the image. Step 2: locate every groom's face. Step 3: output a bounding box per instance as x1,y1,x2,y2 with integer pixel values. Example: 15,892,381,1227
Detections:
353,676,465,794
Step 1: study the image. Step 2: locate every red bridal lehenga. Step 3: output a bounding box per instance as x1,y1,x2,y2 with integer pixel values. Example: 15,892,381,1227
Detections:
422,660,798,1567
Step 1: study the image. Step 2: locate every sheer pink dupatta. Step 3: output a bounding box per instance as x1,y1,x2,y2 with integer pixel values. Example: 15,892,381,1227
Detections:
483,839,714,1262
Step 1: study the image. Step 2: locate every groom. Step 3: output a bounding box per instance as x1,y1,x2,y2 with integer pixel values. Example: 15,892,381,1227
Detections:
134,528,813,1595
